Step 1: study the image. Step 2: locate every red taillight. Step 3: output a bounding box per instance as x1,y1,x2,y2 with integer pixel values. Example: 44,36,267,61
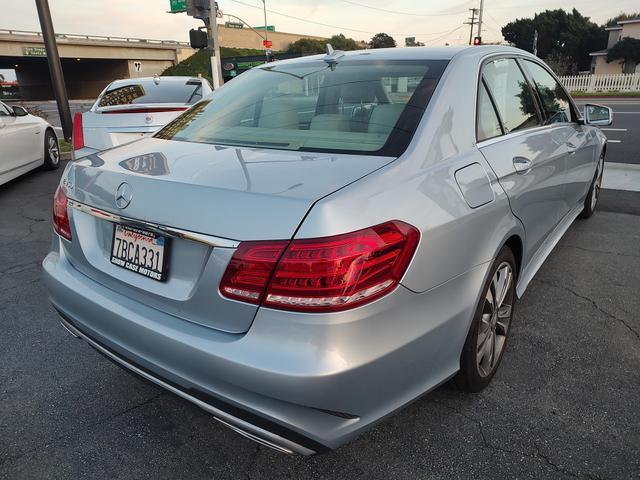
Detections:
72,112,84,151
220,221,420,312
219,240,289,303
53,186,72,241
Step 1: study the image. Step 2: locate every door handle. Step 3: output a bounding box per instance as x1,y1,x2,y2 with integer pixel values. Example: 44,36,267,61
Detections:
513,156,532,173
566,142,577,155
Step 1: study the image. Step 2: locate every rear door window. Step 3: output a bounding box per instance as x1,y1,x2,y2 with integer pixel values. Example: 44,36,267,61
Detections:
477,81,503,142
521,60,573,124
98,80,203,107
482,58,540,134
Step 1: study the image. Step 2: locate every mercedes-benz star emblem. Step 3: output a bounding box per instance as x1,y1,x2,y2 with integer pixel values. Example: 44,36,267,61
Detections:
115,182,133,209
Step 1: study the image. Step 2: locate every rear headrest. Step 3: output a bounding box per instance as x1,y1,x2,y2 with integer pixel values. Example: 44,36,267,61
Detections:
368,104,404,134
309,114,351,132
258,99,299,129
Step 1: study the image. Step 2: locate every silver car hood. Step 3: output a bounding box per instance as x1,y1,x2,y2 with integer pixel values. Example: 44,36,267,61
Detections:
67,137,393,240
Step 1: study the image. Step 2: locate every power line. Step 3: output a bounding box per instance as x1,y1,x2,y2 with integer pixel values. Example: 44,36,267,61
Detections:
337,0,468,17
423,24,467,44
228,0,469,37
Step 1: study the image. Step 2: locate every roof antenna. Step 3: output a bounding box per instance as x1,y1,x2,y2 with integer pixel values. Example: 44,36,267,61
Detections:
323,44,345,70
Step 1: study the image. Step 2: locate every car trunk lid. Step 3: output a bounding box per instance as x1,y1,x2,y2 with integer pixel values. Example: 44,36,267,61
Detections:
81,105,189,151
60,137,393,333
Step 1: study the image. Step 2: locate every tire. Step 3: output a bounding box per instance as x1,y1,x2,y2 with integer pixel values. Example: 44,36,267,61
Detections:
43,129,60,171
456,246,517,393
578,151,604,219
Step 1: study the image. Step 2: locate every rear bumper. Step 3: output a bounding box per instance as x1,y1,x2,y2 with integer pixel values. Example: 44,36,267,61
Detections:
43,238,488,452
56,310,320,455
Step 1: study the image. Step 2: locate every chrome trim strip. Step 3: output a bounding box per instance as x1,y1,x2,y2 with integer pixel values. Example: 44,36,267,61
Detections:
58,316,314,456
67,200,240,248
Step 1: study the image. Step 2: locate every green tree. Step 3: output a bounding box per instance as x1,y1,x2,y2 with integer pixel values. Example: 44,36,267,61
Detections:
286,38,326,54
607,37,640,64
605,12,640,27
328,34,362,51
369,33,396,49
502,9,606,71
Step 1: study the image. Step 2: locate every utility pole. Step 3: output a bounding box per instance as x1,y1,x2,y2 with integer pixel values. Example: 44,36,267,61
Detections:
262,1,268,47
34,0,72,140
207,0,223,88
477,0,484,45
533,29,538,56
465,8,478,45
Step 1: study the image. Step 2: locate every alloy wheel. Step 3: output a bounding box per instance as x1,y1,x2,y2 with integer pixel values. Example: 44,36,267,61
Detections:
477,262,514,377
48,135,60,166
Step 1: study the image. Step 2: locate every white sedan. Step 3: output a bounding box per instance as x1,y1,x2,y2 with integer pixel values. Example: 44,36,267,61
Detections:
72,76,212,159
0,101,60,186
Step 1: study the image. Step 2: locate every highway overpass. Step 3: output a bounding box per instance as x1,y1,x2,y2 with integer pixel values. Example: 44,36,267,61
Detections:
0,29,196,100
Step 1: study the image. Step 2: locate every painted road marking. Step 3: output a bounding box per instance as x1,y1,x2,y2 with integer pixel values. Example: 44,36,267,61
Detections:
607,140,622,143
601,128,627,132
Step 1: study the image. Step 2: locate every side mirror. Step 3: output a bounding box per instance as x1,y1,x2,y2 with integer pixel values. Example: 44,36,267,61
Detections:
12,105,29,117
583,104,612,126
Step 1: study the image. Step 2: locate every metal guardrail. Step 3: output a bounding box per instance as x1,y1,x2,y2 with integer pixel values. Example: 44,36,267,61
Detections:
0,28,190,47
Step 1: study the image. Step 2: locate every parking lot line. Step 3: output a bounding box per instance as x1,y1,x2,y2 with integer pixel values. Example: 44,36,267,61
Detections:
607,140,622,143
600,128,627,132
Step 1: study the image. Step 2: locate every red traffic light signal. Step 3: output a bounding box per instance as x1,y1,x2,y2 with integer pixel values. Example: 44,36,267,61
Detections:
473,36,482,46
262,40,273,48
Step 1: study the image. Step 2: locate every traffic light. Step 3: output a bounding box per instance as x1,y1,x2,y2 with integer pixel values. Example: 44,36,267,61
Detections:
186,0,209,19
189,28,208,49
473,36,482,46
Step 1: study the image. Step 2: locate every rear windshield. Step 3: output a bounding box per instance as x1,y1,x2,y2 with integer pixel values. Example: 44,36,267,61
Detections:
98,80,203,107
155,59,448,156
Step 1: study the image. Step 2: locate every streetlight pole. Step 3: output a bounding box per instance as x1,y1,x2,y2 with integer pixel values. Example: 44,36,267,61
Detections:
207,0,223,88
477,0,484,44
34,0,72,140
262,0,268,44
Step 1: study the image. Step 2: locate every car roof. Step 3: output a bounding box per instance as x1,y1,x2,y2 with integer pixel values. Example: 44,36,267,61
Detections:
264,45,530,66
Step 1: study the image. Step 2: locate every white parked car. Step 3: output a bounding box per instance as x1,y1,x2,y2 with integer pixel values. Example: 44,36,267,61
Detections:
72,76,212,159
0,101,59,186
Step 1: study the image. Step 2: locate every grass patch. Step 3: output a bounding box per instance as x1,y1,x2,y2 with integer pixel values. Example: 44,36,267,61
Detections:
571,90,640,98
58,139,71,153
161,47,273,83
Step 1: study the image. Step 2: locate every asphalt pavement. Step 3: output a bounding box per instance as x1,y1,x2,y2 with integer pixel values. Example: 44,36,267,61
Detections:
0,161,639,479
574,99,640,165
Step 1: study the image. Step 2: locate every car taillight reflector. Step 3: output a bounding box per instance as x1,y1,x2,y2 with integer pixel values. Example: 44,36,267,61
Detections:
101,107,189,114
72,112,84,151
219,221,420,313
53,186,72,241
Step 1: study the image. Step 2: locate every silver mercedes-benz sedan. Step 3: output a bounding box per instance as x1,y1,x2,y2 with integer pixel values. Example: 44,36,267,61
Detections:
43,45,611,455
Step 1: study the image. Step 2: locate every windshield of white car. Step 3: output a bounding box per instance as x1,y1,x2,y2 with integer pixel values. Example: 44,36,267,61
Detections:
155,59,448,156
98,80,203,107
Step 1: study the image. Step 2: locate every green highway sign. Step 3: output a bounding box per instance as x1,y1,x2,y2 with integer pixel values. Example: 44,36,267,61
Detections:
23,47,47,57
169,0,187,13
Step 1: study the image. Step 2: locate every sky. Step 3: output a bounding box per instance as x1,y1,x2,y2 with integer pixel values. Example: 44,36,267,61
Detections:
1,0,637,48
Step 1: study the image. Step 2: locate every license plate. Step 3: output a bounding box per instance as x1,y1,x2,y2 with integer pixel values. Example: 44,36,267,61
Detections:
110,224,167,281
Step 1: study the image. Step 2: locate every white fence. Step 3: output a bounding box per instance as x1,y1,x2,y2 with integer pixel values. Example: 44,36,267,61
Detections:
559,73,640,92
